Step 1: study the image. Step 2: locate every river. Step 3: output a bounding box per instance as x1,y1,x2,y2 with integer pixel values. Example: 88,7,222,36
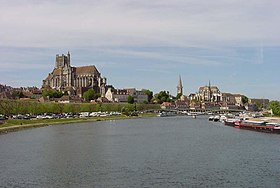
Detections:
0,116,279,187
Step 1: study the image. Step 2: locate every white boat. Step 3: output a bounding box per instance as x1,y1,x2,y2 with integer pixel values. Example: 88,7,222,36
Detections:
157,111,176,117
219,115,227,122
209,116,214,121
213,115,220,122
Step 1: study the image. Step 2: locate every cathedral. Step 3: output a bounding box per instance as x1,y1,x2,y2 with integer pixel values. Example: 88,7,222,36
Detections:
197,81,221,102
42,52,106,97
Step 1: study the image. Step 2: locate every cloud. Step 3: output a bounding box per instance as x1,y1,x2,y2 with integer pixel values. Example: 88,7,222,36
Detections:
1,0,280,48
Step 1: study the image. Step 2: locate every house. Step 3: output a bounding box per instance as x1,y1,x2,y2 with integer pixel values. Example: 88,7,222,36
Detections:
105,88,148,103
175,100,189,109
161,102,175,109
249,98,269,109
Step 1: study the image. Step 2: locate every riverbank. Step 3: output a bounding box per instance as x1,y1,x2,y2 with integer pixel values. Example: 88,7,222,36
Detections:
0,113,157,134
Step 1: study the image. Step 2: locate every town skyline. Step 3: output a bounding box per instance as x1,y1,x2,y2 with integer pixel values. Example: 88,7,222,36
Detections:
1,0,280,100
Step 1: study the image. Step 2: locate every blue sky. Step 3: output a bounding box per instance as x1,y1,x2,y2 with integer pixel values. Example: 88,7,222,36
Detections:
0,0,280,100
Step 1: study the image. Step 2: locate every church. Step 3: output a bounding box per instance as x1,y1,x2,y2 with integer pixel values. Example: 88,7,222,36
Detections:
42,52,106,97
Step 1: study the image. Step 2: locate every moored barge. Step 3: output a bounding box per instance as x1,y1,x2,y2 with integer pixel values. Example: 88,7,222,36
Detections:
235,120,280,133
223,118,240,127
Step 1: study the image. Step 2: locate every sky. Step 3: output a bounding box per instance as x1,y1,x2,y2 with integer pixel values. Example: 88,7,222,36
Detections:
0,0,280,100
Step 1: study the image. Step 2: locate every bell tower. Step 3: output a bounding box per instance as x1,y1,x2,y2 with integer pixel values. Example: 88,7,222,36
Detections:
177,75,183,96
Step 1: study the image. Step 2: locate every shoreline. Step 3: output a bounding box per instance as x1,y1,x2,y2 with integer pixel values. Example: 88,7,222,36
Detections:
0,113,157,134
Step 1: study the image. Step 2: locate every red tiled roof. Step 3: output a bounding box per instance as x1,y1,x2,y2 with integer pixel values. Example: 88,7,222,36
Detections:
161,102,173,106
53,68,62,76
75,66,99,75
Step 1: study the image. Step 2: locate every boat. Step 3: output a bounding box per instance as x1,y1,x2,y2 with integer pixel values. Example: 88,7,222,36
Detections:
213,115,220,122
208,116,214,121
158,112,167,117
223,118,240,127
219,115,227,122
237,120,280,133
157,111,176,117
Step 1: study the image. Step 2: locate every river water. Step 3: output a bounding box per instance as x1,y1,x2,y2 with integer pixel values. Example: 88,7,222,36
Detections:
0,116,279,187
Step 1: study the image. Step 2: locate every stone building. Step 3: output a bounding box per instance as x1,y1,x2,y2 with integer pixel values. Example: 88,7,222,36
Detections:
0,84,12,93
220,93,244,109
42,52,106,97
249,98,270,109
105,88,148,103
196,82,221,102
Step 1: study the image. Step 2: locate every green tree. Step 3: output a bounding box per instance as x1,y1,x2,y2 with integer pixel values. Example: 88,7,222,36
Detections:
42,89,63,98
153,91,171,104
241,95,248,104
176,93,182,99
127,95,135,104
11,91,25,99
83,89,96,102
268,101,280,116
142,89,153,103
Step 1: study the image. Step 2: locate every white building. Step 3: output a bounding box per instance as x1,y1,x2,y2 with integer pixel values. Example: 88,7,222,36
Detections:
105,88,148,103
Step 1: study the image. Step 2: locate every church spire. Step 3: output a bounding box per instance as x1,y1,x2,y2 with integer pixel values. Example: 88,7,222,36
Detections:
177,75,183,96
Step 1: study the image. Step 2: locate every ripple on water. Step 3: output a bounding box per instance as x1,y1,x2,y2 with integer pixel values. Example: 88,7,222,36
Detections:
0,116,280,187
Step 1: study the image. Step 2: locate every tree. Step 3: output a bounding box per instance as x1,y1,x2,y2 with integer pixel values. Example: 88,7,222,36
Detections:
42,89,63,98
241,95,248,104
153,91,171,104
127,95,135,104
142,89,153,103
11,91,25,99
83,89,96,102
176,93,182,99
268,101,280,116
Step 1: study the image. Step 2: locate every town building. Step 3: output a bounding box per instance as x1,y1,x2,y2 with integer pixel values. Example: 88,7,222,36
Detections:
221,93,243,107
188,82,247,110
197,81,221,102
0,84,12,93
0,84,13,99
249,98,270,109
161,102,175,109
190,81,221,103
42,52,106,97
105,88,148,103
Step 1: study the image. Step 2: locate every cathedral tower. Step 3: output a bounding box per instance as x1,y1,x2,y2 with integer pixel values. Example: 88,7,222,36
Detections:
55,52,70,68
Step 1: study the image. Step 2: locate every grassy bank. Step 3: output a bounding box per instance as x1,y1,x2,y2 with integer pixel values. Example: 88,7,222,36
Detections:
0,100,160,115
0,113,157,134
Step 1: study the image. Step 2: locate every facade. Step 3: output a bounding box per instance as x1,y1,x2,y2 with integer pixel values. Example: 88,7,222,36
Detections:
221,93,236,105
105,88,148,103
196,82,221,102
0,84,13,99
161,102,175,109
42,52,106,97
233,94,243,106
249,98,270,109
0,84,12,94
175,100,189,109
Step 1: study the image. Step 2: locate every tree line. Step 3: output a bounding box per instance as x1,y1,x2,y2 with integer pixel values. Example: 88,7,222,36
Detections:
0,100,160,115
